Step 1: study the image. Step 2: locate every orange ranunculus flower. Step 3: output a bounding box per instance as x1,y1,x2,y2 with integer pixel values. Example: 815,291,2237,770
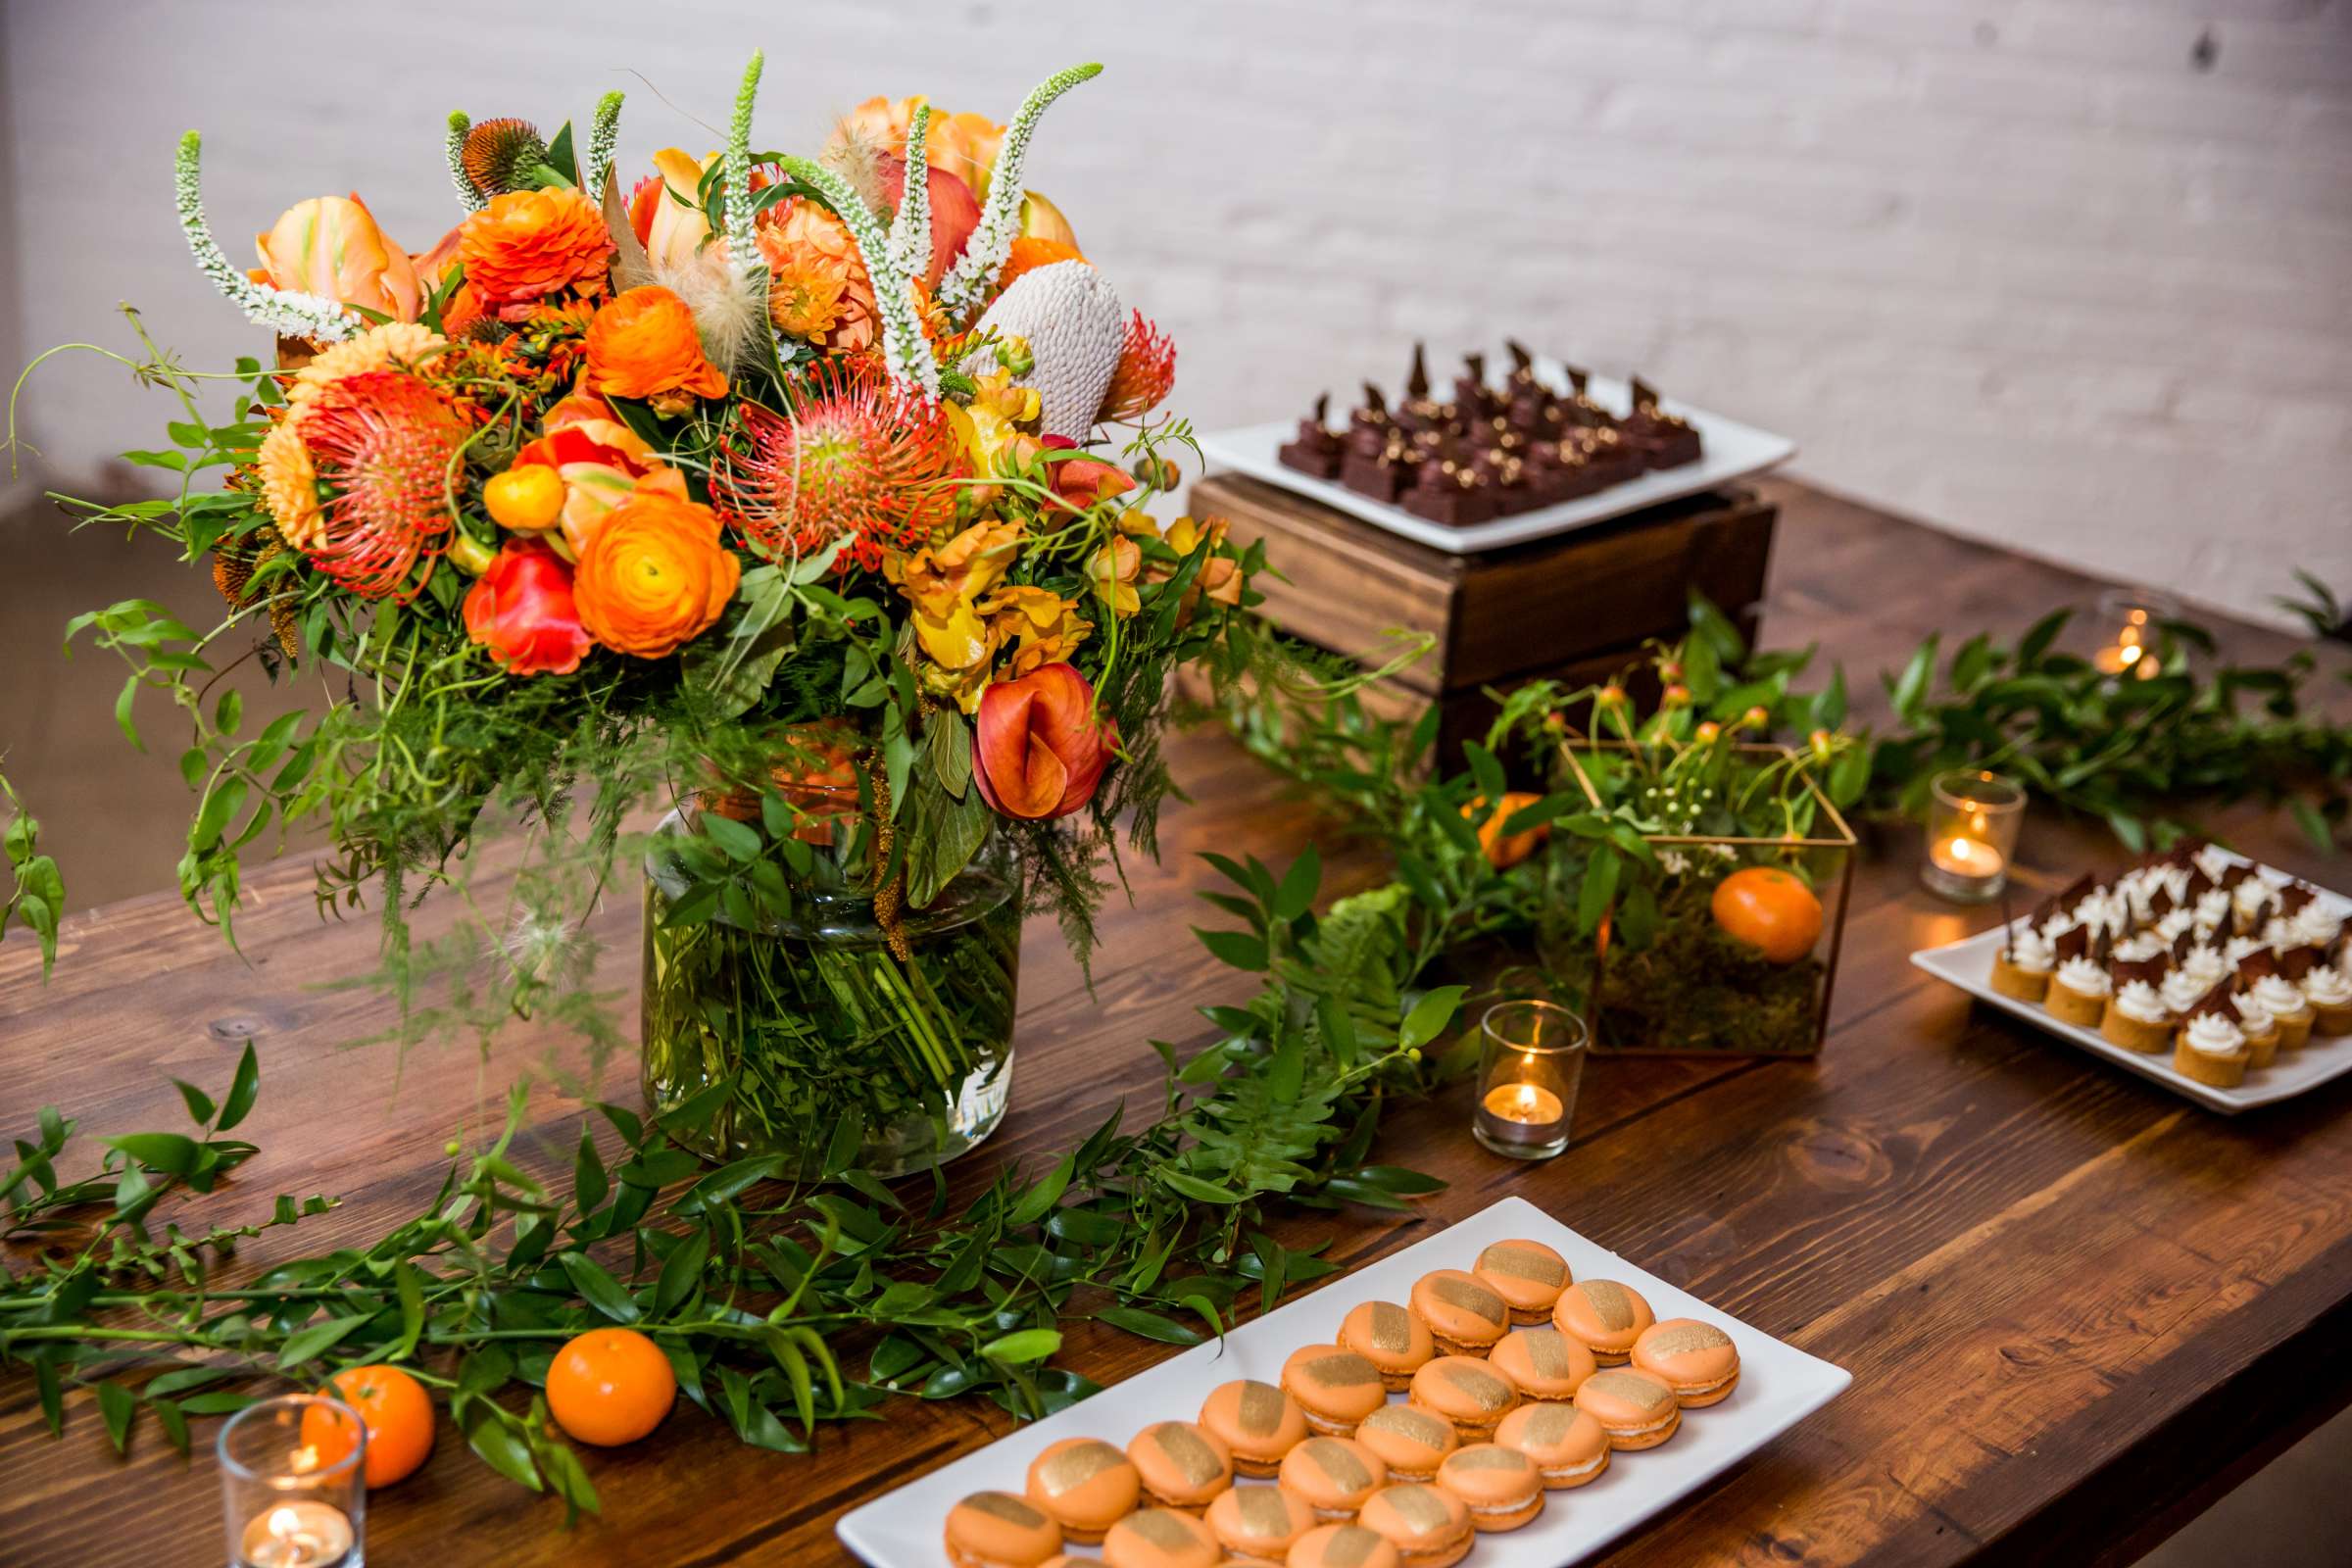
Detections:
464,540,593,677
755,199,877,351
254,195,422,322
458,189,614,318
583,286,727,413
570,493,739,659
974,662,1116,821
828,97,1006,201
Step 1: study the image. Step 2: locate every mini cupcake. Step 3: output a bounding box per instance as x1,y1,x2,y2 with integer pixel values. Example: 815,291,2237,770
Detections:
1486,1327,1594,1402
1493,1401,1611,1490
2251,971,2314,1050
1470,1240,1571,1323
1203,1484,1314,1562
1025,1438,1143,1544
1630,1318,1741,1407
1989,923,2055,1002
2231,991,2281,1069
1406,1270,1509,1356
1355,1484,1473,1568
1351,1404,1458,1482
2044,955,2110,1028
1572,1367,1683,1450
2099,976,2173,1054
1339,1300,1435,1391
2159,966,2212,1020
1128,1420,1234,1514
945,1492,1063,1568
1101,1506,1221,1568
2305,965,2352,1036
2173,1007,2250,1089
1407,1355,1520,1442
1279,1436,1388,1523
1434,1443,1544,1533
1281,1346,1388,1438
2293,900,2344,953
1287,1524,1403,1568
1199,1379,1308,1478
1550,1278,1655,1366
2180,944,2230,993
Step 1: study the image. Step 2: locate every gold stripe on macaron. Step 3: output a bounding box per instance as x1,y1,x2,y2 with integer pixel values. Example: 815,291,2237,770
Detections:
1442,1363,1513,1410
1037,1440,1123,1494
1323,1526,1382,1568
1578,1281,1637,1331
1300,1437,1372,1492
1361,1405,1448,1444
1525,1330,1573,1379
1386,1485,1452,1531
1153,1424,1223,1488
962,1492,1047,1527
1128,1510,1197,1547
1431,1277,1506,1322
1237,1487,1293,1536
1480,1246,1565,1286
1368,1302,1412,1352
1448,1446,1534,1472
1518,1403,1578,1445
1303,1352,1381,1388
1642,1322,1731,1358
1238,1381,1286,1436
1583,1368,1672,1410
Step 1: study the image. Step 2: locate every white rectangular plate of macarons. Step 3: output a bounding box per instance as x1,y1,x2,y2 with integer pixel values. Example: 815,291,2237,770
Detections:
1910,858,2352,1114
838,1193,1850,1567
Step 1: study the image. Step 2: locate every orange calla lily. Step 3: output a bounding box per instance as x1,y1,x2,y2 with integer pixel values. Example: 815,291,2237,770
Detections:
254,195,421,322
973,662,1116,821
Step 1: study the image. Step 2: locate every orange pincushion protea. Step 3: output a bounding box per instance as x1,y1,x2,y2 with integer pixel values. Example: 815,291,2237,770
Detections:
584,286,728,412
458,189,613,318
297,369,476,599
712,357,964,573
1100,310,1177,424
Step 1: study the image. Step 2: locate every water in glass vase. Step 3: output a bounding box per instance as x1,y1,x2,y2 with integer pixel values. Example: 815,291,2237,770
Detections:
641,810,1020,1178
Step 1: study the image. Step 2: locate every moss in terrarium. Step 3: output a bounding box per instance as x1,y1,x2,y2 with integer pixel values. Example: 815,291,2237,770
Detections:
1590,876,1825,1056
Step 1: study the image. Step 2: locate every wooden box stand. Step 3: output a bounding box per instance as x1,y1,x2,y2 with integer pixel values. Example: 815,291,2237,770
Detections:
1187,473,1778,763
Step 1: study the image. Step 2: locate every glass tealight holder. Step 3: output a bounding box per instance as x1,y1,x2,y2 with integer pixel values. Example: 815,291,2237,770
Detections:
2090,586,2180,680
219,1395,367,1568
1473,1000,1586,1160
1921,769,2026,904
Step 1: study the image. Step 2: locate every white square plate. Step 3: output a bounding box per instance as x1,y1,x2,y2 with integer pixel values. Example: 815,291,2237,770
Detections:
837,1194,1850,1565
1197,362,1796,556
1910,860,2352,1113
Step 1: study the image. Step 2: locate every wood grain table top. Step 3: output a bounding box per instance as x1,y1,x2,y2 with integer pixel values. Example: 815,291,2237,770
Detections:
5,480,2350,1567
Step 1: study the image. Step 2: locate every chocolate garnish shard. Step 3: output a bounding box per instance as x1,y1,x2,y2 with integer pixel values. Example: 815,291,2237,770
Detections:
2183,866,2214,901
2279,944,2318,980
2187,984,2234,1020
1406,342,1430,400
2237,947,2278,983
2057,873,2095,907
1506,339,1534,373
1311,391,1329,424
2149,885,2174,918
2030,895,2061,932
2055,924,2091,962
2172,928,2194,963
1361,382,1388,417
2219,863,2252,890
1999,886,2017,957
2092,925,2115,963
2280,882,2317,915
1463,351,1486,382
1563,363,1592,394
1631,376,1660,411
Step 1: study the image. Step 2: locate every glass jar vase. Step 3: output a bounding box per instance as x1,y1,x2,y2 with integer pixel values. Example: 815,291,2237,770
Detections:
640,808,1021,1178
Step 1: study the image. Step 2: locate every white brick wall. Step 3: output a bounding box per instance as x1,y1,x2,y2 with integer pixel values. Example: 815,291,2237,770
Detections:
4,0,2346,628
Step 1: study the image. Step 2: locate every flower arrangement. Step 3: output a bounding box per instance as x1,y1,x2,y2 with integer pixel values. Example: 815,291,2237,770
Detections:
10,55,1261,1172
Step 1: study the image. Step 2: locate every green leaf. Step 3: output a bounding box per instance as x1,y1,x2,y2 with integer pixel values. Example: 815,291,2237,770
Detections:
97,1381,136,1455
2290,796,2333,854
1193,926,1267,972
653,1228,710,1317
1272,846,1321,922
171,1080,216,1126
216,1045,260,1132
574,1125,609,1214
559,1250,642,1324
214,689,243,738
389,1259,426,1361
1096,1305,1204,1345
462,1404,544,1492
102,1133,201,1176
1579,844,1621,934
1397,985,1468,1053
1159,1170,1243,1204
980,1328,1062,1365
698,812,762,863
276,1312,373,1370
1342,1165,1447,1196
1889,636,1939,721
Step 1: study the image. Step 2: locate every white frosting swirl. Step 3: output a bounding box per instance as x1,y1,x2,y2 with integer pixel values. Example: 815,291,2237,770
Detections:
2112,980,2169,1024
2180,947,2229,990
2233,878,2275,922
2006,927,2055,973
2262,916,2295,948
2231,992,2275,1035
2193,845,2236,883
2194,889,2233,930
2116,932,2169,962
2182,1012,2245,1057
2156,909,2197,943
2160,969,2212,1014
2055,956,2110,997
2293,903,2343,949
2303,967,2352,1006
2224,936,2266,964
2252,974,2309,1018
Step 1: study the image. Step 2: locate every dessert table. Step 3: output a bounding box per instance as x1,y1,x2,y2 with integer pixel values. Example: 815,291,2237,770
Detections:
5,478,2349,1567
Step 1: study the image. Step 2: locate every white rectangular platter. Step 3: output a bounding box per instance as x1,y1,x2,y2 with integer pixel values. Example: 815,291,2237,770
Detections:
1910,864,2352,1114
837,1194,1850,1565
1198,363,1796,556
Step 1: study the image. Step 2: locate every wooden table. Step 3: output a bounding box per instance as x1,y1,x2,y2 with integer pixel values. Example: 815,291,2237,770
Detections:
6,480,2350,1567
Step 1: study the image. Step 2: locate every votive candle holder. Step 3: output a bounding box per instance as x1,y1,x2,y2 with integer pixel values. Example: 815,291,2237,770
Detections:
1473,1000,1586,1160
219,1394,367,1568
1921,769,2025,904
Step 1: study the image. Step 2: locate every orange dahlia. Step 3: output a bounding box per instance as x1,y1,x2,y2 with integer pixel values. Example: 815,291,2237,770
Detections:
457,189,613,319
297,369,476,599
571,493,739,659
755,199,876,351
584,285,727,412
713,357,964,573
1101,310,1178,425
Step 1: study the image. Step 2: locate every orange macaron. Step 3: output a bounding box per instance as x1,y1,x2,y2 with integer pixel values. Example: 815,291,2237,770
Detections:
1407,1270,1510,1356
1279,1435,1389,1522
1128,1419,1235,1512
945,1491,1064,1568
1203,1484,1315,1561
1024,1436,1142,1544
1339,1299,1436,1390
1550,1278,1655,1365
1494,1400,1611,1489
1435,1442,1545,1533
1286,1522,1404,1568
1471,1240,1572,1324
1487,1326,1596,1402
1351,1403,1459,1483
1281,1345,1390,1437
1356,1482,1474,1568
1101,1506,1222,1568
1407,1355,1521,1442
1198,1378,1309,1477
1572,1366,1682,1450
1632,1318,1741,1407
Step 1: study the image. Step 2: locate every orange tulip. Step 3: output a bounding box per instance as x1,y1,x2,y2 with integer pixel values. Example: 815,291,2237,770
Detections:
571,493,739,659
974,662,1117,821
829,97,1005,200
254,195,421,322
584,286,727,413
1019,189,1079,250
641,149,726,277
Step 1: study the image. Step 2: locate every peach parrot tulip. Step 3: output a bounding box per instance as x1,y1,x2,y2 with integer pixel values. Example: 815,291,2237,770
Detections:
255,195,421,322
